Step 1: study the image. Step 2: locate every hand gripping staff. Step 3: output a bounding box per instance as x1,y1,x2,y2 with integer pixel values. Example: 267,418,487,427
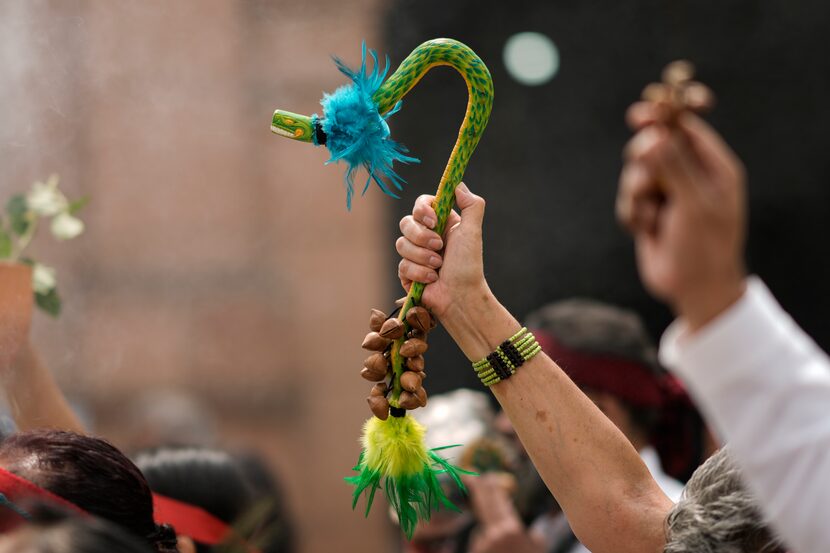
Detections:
270,38,493,538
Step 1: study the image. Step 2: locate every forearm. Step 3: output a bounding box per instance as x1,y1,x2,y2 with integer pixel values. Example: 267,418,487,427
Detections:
4,342,85,433
441,289,671,553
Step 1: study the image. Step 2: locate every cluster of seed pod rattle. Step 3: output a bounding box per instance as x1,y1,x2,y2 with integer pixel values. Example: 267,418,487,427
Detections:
361,303,437,420
641,60,715,121
626,60,716,236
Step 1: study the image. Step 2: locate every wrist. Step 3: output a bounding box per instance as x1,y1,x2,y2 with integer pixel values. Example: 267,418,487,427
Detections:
439,285,521,361
676,269,747,332
5,341,37,381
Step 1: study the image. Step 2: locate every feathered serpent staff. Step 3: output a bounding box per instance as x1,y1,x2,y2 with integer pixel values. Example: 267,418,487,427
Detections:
270,38,493,538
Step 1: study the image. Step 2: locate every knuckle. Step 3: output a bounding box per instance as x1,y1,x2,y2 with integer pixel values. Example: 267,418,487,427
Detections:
618,173,631,196
501,518,523,535
415,194,434,211
414,226,432,246
640,147,663,169
615,197,629,221
489,522,521,543
643,137,666,160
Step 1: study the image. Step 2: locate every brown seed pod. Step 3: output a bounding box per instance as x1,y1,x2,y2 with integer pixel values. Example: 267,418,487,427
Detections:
641,82,669,104
414,386,428,407
364,352,388,374
400,371,423,393
367,396,389,420
407,328,426,340
662,60,694,87
370,382,388,397
399,338,428,358
642,60,715,125
369,309,387,332
398,391,421,410
361,366,386,382
405,307,432,333
405,355,425,372
681,82,714,113
379,318,405,340
362,332,390,351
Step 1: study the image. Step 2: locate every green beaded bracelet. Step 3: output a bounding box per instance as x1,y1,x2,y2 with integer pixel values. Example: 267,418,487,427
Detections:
473,327,541,387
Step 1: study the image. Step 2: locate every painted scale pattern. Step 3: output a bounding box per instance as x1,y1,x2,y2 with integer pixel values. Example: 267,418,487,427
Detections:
371,38,494,407
271,38,494,409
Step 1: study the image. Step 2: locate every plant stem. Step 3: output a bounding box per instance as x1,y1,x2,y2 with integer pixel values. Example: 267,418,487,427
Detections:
0,218,12,260
11,217,38,262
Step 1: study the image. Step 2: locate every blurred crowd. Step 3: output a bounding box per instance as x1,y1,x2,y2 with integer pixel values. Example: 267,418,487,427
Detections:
1,29,829,553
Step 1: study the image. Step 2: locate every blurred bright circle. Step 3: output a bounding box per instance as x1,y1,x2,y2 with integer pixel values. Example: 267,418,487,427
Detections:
503,32,560,86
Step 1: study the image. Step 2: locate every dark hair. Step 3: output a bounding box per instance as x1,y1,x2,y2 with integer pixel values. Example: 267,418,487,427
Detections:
524,298,661,374
524,298,662,431
0,430,177,553
1,504,154,553
524,298,706,480
234,452,295,553
135,447,295,553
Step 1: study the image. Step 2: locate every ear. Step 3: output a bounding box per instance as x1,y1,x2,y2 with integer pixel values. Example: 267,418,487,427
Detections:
176,535,197,553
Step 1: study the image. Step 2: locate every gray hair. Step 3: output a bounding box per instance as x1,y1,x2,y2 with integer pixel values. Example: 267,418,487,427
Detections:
523,298,660,372
664,448,785,553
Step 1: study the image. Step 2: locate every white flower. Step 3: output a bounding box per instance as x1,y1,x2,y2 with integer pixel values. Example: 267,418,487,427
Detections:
51,212,85,240
27,174,68,217
32,263,57,295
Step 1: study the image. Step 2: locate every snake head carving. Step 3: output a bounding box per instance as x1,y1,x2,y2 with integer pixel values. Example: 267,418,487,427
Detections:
271,109,315,143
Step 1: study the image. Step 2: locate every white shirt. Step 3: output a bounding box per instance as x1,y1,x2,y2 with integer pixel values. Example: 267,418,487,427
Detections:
659,277,830,553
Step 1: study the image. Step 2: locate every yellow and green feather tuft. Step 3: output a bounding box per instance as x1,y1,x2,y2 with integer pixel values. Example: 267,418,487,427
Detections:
361,415,429,477
345,416,474,539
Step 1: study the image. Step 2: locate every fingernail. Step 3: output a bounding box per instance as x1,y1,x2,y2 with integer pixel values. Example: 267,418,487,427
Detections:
425,271,438,283
429,255,442,268
457,182,469,194
628,127,659,158
423,216,436,229
429,238,443,250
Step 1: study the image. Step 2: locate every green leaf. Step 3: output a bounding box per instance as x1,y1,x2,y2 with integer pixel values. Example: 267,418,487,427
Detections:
0,225,11,258
35,287,62,317
68,195,90,215
6,195,30,236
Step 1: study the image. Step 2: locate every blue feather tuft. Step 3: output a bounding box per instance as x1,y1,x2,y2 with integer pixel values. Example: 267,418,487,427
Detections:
318,42,419,209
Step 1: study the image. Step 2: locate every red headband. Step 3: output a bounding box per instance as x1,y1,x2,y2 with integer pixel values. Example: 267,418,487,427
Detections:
0,466,87,531
153,492,262,553
152,493,231,545
533,330,676,408
0,468,259,552
534,330,702,480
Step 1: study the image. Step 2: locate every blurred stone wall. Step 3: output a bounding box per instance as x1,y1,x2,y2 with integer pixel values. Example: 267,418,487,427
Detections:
0,2,397,552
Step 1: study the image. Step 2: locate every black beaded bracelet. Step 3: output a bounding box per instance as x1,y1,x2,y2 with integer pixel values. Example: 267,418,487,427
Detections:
472,327,541,387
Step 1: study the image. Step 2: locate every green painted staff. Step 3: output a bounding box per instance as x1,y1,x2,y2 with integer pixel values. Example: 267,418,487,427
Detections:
271,38,493,537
